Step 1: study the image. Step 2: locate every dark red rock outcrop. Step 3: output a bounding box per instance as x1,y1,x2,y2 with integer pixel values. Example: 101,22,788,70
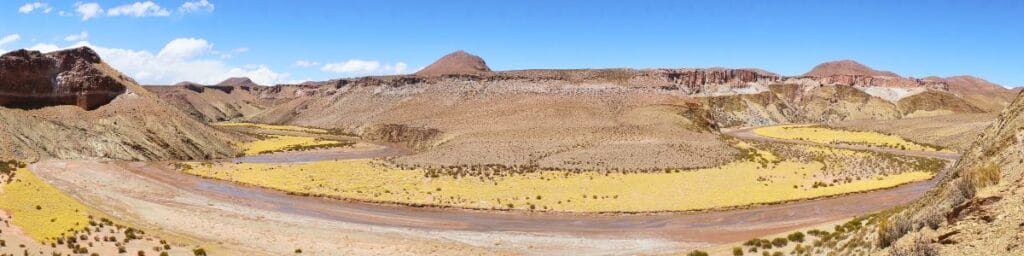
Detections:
415,50,491,76
0,47,126,110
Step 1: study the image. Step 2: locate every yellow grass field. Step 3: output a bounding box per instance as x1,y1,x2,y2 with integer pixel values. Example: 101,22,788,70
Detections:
0,168,92,242
182,155,934,213
215,122,328,134
240,135,345,155
753,125,944,152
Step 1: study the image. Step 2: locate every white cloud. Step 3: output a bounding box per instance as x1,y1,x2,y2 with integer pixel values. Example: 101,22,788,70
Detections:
28,39,290,85
0,34,21,47
107,1,170,17
294,60,319,68
64,31,88,41
74,2,103,20
230,47,249,53
156,38,212,61
18,2,52,14
28,43,60,52
321,60,409,75
0,34,21,53
179,0,214,13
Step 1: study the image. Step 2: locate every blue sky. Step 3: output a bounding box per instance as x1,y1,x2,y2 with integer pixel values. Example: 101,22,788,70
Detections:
1,1,1022,86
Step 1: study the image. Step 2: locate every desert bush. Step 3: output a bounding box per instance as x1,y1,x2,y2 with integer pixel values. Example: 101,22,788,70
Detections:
787,231,805,243
192,248,207,256
686,250,709,256
771,237,788,248
732,246,744,256
888,234,937,256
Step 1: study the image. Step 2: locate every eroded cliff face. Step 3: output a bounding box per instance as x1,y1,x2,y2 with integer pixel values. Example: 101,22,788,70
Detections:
0,48,126,110
0,47,241,161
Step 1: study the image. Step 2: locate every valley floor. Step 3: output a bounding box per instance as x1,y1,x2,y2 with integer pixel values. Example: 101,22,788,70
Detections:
8,123,960,255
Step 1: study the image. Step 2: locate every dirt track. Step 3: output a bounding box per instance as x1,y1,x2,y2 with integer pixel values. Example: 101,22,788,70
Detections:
29,128,959,255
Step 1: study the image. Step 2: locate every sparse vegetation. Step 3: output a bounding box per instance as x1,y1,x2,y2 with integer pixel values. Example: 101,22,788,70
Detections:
753,125,947,152
181,139,939,212
240,135,353,155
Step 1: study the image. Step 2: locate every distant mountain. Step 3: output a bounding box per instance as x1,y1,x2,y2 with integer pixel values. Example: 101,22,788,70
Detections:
217,77,261,87
940,75,1016,111
415,50,491,76
804,60,900,77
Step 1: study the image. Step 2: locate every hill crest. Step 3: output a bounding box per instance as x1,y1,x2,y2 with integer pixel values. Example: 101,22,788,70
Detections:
804,59,900,77
415,50,491,76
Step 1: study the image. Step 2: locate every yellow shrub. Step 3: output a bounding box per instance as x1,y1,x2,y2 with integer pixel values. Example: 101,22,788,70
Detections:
967,162,1001,188
753,125,944,152
240,135,344,155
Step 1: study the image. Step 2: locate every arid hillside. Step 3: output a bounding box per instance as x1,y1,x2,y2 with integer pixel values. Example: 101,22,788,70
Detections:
0,47,240,161
148,52,1015,170
832,113,995,152
877,91,1024,255
934,75,1018,112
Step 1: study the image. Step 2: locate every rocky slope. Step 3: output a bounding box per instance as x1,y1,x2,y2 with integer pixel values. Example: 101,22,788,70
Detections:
414,50,491,76
0,47,240,161
879,91,1024,255
144,78,283,122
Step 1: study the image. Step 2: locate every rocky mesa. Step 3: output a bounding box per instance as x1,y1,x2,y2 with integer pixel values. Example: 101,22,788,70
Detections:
0,47,240,161
0,48,126,110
